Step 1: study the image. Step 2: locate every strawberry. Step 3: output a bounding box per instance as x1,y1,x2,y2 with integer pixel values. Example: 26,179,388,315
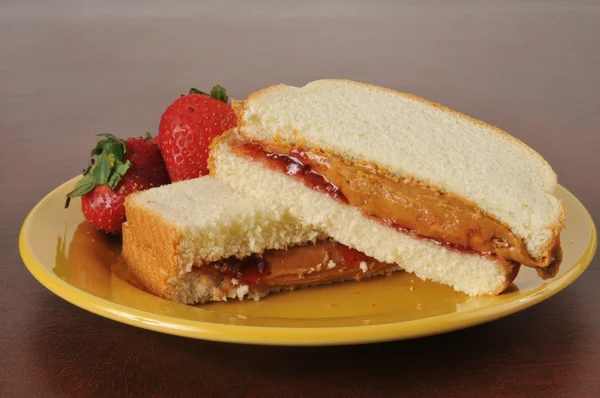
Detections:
157,85,237,181
126,132,170,184
80,179,149,234
66,133,170,234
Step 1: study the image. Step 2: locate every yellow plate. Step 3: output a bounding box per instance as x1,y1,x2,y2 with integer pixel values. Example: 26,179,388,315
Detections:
20,177,597,346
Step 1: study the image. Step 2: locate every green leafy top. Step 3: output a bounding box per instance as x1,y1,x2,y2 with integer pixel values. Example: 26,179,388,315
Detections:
65,133,131,202
188,84,229,104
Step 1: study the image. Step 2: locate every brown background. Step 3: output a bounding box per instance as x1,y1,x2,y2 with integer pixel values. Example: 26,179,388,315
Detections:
1,1,599,397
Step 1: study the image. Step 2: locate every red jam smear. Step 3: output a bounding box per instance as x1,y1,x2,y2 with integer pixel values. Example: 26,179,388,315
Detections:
232,256,267,285
241,142,348,204
339,245,369,268
212,254,268,285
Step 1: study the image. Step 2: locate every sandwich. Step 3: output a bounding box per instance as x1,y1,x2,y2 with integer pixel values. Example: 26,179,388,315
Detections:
208,79,565,296
122,177,401,304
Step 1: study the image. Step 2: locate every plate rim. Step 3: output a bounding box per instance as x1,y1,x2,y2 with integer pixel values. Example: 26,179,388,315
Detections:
19,177,598,346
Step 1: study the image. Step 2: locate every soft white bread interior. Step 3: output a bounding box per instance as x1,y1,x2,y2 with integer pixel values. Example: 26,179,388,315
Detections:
124,177,319,271
234,79,564,261
122,177,323,303
209,132,520,296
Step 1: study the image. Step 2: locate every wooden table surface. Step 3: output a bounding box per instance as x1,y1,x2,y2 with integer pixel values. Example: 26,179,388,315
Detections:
2,1,599,397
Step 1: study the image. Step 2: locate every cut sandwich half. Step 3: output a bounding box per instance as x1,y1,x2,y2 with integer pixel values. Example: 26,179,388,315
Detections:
208,79,564,295
122,177,401,304
210,131,520,296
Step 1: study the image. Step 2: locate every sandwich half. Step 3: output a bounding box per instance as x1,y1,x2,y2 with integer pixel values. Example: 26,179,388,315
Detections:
122,177,401,304
209,79,564,295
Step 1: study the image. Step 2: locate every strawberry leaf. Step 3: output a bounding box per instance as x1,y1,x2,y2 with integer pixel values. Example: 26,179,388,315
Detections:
104,141,125,160
82,158,95,176
91,143,103,156
114,159,130,175
188,85,229,104
92,139,125,161
107,173,121,190
67,132,132,200
209,85,228,103
95,133,128,156
107,159,130,189
93,152,111,184
66,174,95,198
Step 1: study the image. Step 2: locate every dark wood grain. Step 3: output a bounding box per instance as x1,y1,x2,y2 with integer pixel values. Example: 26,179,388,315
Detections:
2,1,599,397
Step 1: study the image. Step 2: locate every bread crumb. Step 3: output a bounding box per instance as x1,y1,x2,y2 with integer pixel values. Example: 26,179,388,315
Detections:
235,285,249,300
410,286,414,291
569,240,574,244
327,260,336,269
359,261,368,273
327,303,338,308
416,303,423,310
411,279,414,283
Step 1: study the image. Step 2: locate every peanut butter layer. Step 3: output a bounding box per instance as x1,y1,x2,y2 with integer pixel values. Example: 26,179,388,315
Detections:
231,138,561,273
207,240,399,287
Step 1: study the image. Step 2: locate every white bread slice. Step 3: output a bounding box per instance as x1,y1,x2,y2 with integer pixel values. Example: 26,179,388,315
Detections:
122,177,323,303
122,177,400,304
209,132,520,296
124,177,320,271
234,79,564,262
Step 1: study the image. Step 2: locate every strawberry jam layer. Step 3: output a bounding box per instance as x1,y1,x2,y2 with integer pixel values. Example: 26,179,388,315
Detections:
204,240,398,288
232,138,561,276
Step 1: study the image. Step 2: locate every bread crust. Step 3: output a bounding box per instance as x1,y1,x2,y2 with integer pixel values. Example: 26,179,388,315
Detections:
491,262,520,296
122,196,184,299
123,223,261,303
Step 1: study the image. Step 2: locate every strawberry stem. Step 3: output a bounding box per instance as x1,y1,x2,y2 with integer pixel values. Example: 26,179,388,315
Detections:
188,87,208,96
